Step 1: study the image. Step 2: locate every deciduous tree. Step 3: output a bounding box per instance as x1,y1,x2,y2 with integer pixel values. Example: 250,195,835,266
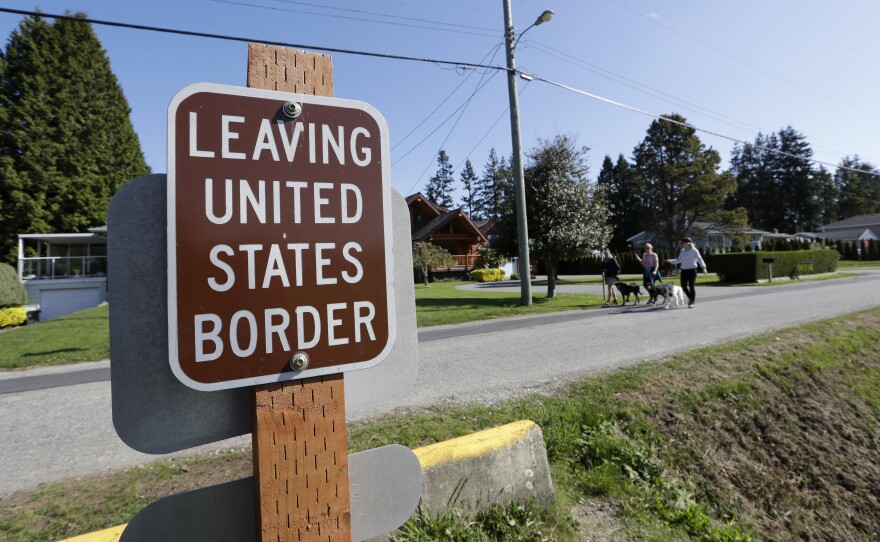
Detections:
501,135,610,298
411,242,454,287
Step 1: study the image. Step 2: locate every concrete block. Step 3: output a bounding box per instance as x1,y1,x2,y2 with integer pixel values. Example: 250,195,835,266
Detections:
61,420,554,541
413,420,554,513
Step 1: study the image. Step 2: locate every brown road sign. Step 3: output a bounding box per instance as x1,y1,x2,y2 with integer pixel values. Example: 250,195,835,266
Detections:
167,83,395,391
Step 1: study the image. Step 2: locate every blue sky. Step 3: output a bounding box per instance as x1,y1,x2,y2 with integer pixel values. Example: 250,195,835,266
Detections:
2,1,879,202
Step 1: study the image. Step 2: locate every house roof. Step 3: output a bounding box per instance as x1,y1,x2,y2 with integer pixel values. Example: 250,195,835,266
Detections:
815,227,879,241
476,219,499,235
411,208,489,245
627,223,779,244
821,212,880,231
690,221,775,236
406,192,448,215
412,210,458,242
18,232,106,245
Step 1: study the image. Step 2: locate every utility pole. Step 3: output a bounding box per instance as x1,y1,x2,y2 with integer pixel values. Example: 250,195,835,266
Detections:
502,0,532,306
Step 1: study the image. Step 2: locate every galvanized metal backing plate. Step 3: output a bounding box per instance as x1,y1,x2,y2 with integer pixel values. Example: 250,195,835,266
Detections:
119,444,422,541
108,175,418,454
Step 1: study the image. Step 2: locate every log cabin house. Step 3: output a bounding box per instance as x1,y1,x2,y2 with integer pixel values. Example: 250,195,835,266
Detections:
407,192,488,271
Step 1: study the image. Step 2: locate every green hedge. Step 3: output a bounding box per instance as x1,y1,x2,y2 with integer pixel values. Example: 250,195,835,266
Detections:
469,268,505,282
708,249,838,283
0,263,27,307
554,250,672,276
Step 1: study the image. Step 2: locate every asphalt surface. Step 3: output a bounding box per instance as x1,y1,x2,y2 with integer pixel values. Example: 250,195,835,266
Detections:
2,272,879,495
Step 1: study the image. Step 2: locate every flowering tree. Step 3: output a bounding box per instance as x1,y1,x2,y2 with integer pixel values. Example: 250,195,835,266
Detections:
411,242,454,287
523,135,611,297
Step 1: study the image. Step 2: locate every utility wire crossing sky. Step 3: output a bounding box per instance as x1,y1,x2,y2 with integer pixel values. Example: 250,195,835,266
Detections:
1,1,878,195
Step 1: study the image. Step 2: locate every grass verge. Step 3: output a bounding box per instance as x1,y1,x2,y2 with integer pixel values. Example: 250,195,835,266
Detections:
415,280,603,327
3,308,879,541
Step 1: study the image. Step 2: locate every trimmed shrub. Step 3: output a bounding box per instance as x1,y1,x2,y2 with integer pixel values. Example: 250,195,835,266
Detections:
470,268,505,282
0,306,26,328
0,263,27,307
709,249,838,283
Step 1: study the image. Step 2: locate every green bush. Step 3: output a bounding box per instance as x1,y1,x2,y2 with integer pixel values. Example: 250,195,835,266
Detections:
470,268,505,282
0,306,26,328
709,249,838,283
0,263,27,307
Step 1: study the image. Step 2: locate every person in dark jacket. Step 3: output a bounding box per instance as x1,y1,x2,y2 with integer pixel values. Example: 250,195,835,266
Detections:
600,248,621,306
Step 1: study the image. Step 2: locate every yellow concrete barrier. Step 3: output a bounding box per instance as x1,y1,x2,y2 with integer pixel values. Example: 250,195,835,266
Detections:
60,420,552,541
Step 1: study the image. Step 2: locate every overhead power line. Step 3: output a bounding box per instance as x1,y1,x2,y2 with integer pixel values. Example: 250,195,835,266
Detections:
0,7,509,73
525,39,880,165
209,0,499,39
1,7,875,177
604,0,880,117
255,0,498,33
528,73,880,177
392,41,504,152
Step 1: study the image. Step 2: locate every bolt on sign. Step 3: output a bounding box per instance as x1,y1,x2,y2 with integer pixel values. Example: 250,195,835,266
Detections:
167,83,395,391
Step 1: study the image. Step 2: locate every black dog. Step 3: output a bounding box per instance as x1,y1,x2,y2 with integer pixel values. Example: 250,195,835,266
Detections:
614,282,642,305
644,283,667,306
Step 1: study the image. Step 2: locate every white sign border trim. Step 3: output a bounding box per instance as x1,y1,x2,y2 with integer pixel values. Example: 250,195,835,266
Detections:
167,82,397,392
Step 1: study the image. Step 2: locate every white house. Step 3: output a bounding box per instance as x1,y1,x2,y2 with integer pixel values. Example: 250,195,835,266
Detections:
17,227,108,321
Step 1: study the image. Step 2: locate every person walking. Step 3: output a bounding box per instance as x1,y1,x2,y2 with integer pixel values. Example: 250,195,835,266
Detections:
599,249,621,306
634,243,662,305
670,237,707,308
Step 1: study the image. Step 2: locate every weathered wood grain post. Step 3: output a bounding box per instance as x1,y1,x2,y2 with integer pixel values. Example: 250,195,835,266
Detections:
247,44,351,542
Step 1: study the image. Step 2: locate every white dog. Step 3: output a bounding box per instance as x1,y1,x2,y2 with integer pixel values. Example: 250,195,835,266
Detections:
663,282,687,308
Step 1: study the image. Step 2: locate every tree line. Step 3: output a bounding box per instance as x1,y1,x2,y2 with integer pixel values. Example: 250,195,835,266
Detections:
423,113,879,259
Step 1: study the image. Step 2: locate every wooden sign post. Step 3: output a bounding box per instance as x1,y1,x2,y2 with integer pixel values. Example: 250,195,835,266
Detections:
247,45,351,542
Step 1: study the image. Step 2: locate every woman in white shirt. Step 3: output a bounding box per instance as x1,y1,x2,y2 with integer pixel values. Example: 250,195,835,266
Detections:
670,237,707,308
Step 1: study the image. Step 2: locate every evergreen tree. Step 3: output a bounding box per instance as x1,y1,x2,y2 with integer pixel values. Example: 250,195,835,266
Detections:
475,148,512,221
729,132,779,230
423,149,455,209
776,127,819,232
632,114,740,250
0,14,149,264
835,156,880,220
814,166,838,227
596,153,642,250
458,159,480,219
729,127,826,232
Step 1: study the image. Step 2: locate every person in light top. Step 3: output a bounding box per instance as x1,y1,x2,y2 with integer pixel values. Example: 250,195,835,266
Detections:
634,242,660,290
668,237,707,308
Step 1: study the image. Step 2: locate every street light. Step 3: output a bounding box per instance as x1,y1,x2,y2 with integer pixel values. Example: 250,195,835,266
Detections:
502,1,553,306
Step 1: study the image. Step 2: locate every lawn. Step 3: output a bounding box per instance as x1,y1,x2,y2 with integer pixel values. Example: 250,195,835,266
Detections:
0,304,110,370
837,259,880,269
415,280,604,327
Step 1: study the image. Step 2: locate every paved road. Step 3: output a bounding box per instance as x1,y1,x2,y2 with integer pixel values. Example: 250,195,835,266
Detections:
2,272,879,495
